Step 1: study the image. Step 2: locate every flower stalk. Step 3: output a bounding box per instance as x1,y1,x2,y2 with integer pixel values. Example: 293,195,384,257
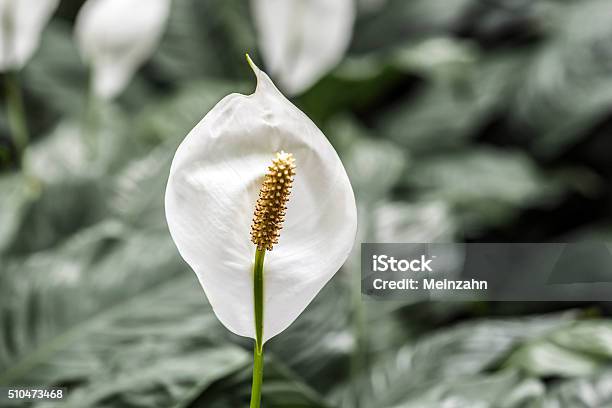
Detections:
250,248,266,408
82,76,100,154
4,71,29,163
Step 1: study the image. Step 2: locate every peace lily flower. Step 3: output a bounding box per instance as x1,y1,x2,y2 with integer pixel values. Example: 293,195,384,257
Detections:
74,0,171,100
251,0,355,95
0,0,59,72
165,56,357,407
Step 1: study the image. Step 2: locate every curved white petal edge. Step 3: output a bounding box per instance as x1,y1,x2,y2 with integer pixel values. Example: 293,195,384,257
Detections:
165,58,357,343
0,0,59,72
251,0,355,96
74,0,171,100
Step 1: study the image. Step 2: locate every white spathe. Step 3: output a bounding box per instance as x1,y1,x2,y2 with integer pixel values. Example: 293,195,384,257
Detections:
0,0,59,71
165,58,357,343
74,0,171,100
251,0,355,95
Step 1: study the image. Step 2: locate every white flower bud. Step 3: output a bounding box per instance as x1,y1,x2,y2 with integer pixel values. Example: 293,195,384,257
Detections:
74,0,171,100
0,0,59,71
251,0,355,95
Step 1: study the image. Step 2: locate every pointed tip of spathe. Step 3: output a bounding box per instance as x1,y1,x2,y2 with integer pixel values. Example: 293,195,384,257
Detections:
244,53,272,95
244,52,284,99
245,53,258,72
245,53,262,86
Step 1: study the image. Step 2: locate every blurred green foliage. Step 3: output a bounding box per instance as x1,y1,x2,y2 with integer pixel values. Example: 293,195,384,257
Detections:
2,0,612,407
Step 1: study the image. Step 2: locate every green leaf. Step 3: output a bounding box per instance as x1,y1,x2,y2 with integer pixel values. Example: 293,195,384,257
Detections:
193,360,332,408
332,313,576,407
378,52,523,153
404,147,562,232
5,111,132,253
108,146,173,229
329,115,405,203
373,200,456,242
267,280,352,392
543,371,612,407
505,341,601,378
134,80,249,146
352,0,475,53
514,1,612,157
551,321,612,358
386,371,543,408
504,321,612,378
0,173,40,255
152,0,256,83
0,222,249,407
24,21,88,116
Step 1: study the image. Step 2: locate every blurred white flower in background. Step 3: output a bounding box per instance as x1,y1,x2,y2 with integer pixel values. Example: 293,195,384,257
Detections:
251,0,355,95
0,0,59,71
75,0,171,100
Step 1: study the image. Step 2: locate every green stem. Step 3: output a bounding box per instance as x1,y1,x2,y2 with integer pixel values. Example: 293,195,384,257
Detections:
350,205,372,407
250,344,264,408
250,248,266,408
350,254,366,408
4,71,29,163
82,78,99,155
